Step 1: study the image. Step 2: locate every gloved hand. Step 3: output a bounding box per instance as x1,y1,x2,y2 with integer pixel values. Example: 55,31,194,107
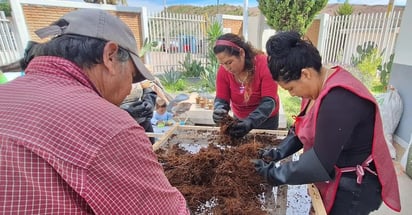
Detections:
251,149,332,186
258,148,279,160
126,100,154,121
213,98,230,124
258,127,303,162
251,159,279,185
213,108,228,124
228,119,253,138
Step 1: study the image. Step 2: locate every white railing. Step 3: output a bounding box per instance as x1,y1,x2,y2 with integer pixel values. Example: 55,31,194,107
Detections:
146,11,212,74
0,11,21,66
320,11,402,66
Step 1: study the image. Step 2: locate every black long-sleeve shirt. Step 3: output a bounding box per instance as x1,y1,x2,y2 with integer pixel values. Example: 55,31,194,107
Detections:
312,87,375,174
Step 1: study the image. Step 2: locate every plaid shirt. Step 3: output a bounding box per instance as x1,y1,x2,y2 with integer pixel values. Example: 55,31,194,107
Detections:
0,57,189,214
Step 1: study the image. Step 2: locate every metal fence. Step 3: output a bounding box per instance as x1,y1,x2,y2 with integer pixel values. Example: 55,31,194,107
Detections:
320,11,403,66
146,11,213,74
0,11,21,66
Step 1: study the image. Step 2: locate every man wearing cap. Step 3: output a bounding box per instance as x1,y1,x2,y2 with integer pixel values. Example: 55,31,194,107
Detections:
0,8,190,214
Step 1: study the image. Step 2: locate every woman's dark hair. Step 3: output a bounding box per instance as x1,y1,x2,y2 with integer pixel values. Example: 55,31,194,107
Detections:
266,31,322,83
28,34,130,69
213,33,260,73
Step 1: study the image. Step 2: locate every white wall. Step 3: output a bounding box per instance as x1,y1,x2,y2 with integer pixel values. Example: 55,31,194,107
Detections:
393,0,412,66
390,0,412,146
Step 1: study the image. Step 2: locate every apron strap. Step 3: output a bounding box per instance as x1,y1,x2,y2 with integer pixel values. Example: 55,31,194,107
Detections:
340,155,377,184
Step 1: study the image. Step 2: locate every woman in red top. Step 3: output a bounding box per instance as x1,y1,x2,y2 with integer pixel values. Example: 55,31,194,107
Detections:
212,33,280,138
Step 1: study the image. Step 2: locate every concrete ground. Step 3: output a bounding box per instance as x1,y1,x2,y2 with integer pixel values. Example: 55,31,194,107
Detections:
371,143,412,215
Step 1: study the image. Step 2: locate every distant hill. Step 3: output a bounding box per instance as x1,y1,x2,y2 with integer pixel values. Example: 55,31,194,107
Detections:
321,3,404,15
165,3,404,17
166,4,258,16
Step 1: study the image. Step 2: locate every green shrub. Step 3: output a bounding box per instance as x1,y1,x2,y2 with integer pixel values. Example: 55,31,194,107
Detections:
173,79,187,91
371,81,386,94
351,41,383,89
179,53,204,78
336,0,353,16
378,53,394,89
196,19,222,93
0,2,11,17
158,69,187,92
199,63,218,92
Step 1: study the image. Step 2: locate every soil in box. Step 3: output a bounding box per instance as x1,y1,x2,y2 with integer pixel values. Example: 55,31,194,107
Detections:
156,129,313,215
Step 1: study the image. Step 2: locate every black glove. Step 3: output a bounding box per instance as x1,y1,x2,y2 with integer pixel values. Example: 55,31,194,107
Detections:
125,100,153,121
213,98,230,124
252,149,332,186
228,96,276,138
228,118,253,138
121,88,157,123
258,127,303,162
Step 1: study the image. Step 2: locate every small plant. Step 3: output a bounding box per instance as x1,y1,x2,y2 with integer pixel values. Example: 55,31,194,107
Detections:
336,0,353,16
0,2,11,17
197,19,222,92
351,41,383,89
158,68,186,92
378,53,395,89
172,79,187,91
138,38,159,57
200,63,218,92
179,53,204,78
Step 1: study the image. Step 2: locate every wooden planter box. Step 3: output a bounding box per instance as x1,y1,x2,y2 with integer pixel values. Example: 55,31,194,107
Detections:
151,125,326,215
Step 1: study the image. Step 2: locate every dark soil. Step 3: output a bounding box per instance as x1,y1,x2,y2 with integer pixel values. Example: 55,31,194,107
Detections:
156,123,282,214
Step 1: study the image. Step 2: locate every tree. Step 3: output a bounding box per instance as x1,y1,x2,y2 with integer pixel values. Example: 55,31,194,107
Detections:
83,0,127,5
336,0,353,16
0,1,11,16
258,0,327,35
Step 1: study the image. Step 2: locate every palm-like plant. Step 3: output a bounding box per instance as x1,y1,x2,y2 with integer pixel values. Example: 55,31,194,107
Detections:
83,0,128,5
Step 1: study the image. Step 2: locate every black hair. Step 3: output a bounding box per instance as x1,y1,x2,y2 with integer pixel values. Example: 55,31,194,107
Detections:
213,33,258,73
29,34,130,69
266,31,322,83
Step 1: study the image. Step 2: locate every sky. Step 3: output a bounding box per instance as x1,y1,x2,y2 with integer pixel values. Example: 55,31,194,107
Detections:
69,0,407,12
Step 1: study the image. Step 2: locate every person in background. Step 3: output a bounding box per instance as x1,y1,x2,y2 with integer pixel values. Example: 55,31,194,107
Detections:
0,8,189,214
253,31,401,214
0,41,38,81
121,80,157,144
212,33,280,138
151,97,174,126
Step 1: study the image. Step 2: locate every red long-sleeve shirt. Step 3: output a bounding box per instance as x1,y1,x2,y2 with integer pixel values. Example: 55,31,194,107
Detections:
215,54,279,119
0,56,189,214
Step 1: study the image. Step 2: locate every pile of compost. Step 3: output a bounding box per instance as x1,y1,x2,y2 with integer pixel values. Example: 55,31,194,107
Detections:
156,114,313,214
156,131,282,214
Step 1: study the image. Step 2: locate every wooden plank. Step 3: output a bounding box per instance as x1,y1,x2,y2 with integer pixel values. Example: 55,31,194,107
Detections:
168,125,288,136
308,184,327,215
152,125,288,151
152,124,178,151
146,132,165,138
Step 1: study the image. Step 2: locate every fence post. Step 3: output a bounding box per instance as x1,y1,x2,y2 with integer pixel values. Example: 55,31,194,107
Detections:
317,13,329,62
9,0,27,55
140,6,151,65
242,0,248,41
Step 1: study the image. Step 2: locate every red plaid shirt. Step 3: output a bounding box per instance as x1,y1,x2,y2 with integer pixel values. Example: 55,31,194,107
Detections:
0,57,189,214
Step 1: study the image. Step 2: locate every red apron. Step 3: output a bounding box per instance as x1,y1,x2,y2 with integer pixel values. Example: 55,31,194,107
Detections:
294,66,401,213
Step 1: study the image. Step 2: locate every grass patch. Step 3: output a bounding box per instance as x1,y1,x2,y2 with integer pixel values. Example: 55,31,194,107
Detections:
278,88,301,128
